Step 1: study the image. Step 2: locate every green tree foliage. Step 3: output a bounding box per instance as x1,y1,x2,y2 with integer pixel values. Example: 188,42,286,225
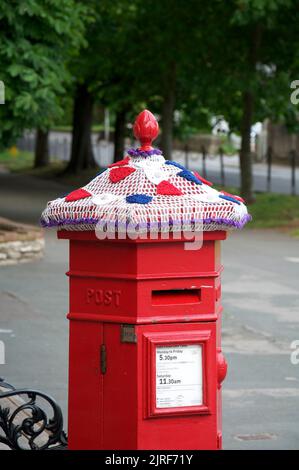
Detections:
0,0,88,148
207,0,299,201
65,0,157,170
68,0,222,164
2,0,299,197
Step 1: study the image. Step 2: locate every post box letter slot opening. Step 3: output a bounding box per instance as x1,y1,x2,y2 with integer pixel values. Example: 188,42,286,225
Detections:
152,289,201,306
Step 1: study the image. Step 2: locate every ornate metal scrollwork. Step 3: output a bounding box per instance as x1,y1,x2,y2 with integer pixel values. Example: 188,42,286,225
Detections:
0,378,67,450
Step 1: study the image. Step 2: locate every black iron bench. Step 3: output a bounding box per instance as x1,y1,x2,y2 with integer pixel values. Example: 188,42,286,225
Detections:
0,378,67,450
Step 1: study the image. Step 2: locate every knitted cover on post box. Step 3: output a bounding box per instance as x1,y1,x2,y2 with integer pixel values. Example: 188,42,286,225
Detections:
41,110,251,233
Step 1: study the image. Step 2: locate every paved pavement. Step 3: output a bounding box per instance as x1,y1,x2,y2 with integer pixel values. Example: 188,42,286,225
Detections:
0,172,72,225
221,229,299,449
0,172,299,449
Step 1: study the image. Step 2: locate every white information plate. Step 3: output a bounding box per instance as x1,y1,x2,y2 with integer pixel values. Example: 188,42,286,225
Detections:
156,344,203,408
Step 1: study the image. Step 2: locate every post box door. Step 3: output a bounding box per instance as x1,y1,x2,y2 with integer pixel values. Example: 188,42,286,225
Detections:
101,321,217,450
68,321,104,449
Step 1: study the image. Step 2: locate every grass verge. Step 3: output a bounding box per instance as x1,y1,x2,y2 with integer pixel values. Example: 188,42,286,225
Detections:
0,149,103,187
0,149,34,171
246,192,299,229
214,187,299,230
52,124,106,133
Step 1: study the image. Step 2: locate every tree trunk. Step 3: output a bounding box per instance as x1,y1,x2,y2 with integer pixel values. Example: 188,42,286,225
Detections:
239,91,255,203
161,63,176,159
65,82,96,174
34,129,49,168
113,108,127,163
239,24,262,203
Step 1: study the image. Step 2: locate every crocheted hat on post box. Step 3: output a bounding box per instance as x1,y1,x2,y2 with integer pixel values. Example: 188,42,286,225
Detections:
41,110,251,232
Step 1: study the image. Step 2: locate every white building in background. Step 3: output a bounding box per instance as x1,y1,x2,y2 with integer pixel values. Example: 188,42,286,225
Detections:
211,116,264,156
0,81,5,104
211,117,230,135
255,121,268,161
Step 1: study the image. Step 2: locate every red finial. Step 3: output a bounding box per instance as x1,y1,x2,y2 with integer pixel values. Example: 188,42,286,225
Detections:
133,109,159,151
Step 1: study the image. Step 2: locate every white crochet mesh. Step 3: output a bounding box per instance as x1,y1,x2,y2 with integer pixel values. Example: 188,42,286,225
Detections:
41,154,250,232
85,168,158,196
168,174,207,195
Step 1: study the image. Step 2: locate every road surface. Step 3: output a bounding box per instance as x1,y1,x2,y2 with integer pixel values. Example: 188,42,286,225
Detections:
0,172,298,449
18,131,299,195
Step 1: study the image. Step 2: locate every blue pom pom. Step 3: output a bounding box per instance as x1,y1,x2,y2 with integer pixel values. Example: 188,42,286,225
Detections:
126,194,153,204
219,194,241,205
177,169,202,185
165,160,186,170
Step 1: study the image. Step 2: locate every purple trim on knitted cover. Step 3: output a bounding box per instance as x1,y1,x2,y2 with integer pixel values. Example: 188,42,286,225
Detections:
127,148,162,157
40,213,252,230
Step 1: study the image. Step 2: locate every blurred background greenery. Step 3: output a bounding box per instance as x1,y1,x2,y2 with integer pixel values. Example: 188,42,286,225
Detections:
0,0,299,230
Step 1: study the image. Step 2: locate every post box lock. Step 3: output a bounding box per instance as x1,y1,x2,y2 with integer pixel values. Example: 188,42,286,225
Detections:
121,325,137,343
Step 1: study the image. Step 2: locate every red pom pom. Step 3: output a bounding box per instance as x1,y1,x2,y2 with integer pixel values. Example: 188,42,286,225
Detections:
108,156,130,168
157,180,183,196
194,171,213,186
65,188,91,202
109,166,135,183
133,110,159,150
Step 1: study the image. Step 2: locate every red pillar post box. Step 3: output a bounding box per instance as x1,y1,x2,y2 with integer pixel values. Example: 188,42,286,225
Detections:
58,231,227,450
41,110,250,450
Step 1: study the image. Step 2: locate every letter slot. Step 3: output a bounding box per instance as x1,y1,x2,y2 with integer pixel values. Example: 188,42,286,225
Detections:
152,288,201,306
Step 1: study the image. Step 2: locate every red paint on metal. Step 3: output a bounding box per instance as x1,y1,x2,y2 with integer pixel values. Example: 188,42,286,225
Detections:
68,320,103,448
58,230,228,450
143,329,213,420
217,349,228,389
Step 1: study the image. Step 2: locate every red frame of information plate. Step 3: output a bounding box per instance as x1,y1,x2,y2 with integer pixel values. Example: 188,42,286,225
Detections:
143,329,212,418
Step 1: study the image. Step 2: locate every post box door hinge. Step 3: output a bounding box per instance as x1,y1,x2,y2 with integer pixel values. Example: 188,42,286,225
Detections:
100,344,107,374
